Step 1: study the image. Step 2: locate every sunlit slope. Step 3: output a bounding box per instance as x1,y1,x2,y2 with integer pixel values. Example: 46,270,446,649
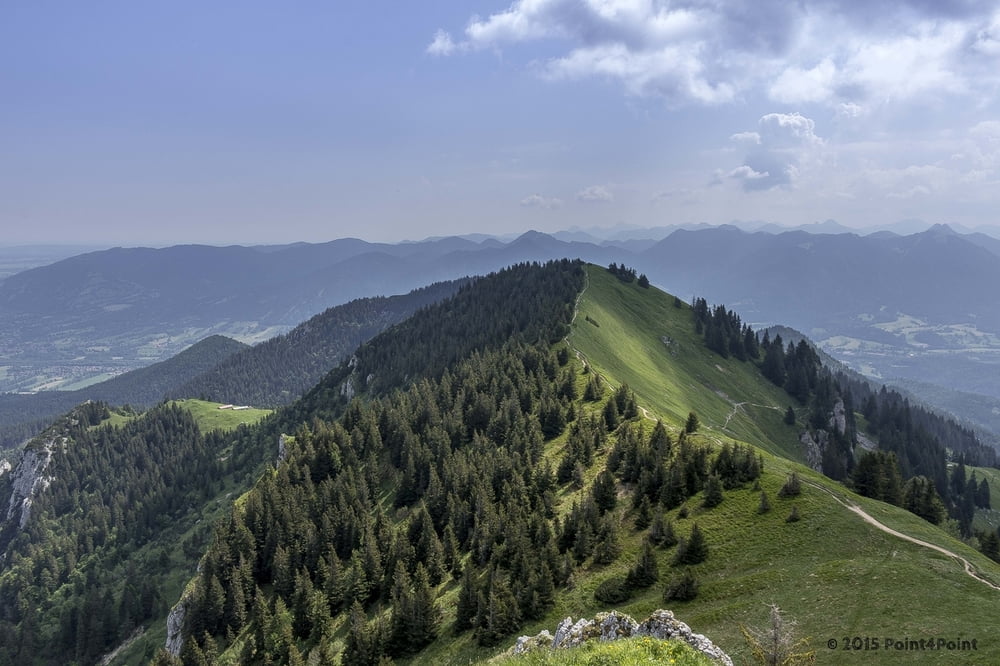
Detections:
570,265,802,460
569,265,1000,664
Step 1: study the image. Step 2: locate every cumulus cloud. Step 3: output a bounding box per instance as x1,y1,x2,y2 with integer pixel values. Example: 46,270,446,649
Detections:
429,1,1000,108
728,112,824,191
520,193,563,209
576,185,614,202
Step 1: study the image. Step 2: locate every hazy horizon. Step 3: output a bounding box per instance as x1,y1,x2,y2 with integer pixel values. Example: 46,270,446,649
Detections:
4,2,1000,246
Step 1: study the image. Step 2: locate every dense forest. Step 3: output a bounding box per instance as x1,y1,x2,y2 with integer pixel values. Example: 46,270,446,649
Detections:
172,280,465,407
0,401,258,665
692,295,997,539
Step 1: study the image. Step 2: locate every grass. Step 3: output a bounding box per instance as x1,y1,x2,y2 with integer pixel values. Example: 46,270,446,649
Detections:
562,265,1000,664
490,636,715,665
570,267,803,461
170,399,271,433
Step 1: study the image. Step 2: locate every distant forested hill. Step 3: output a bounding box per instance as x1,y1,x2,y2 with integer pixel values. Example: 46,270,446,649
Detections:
171,279,466,407
0,336,247,448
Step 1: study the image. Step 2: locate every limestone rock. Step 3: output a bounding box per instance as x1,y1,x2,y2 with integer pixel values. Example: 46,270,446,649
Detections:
509,609,732,665
3,438,57,529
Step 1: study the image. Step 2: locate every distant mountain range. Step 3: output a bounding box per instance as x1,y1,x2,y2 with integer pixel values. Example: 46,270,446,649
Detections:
4,223,1000,415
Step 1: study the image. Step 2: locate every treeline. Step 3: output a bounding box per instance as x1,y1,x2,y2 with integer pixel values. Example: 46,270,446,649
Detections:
691,298,996,537
173,280,465,407
0,402,251,665
607,263,649,288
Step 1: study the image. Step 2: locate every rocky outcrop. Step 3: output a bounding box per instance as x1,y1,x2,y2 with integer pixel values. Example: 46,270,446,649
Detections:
510,609,733,665
165,599,187,656
3,438,58,529
800,430,822,471
277,433,290,464
830,398,847,436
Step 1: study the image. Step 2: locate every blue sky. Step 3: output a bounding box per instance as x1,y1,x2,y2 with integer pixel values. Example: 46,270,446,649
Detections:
3,1,1000,245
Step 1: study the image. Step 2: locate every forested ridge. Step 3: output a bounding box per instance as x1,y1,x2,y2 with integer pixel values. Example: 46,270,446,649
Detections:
692,295,998,543
166,261,769,664
0,401,261,665
172,279,466,408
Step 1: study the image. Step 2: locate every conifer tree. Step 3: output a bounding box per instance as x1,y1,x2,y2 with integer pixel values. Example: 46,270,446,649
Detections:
454,567,479,633
702,474,724,508
673,523,708,565
685,411,700,434
634,495,653,530
758,491,772,514
626,540,660,589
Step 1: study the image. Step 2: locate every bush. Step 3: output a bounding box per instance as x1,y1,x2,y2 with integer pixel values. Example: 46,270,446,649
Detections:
593,576,632,604
664,570,699,602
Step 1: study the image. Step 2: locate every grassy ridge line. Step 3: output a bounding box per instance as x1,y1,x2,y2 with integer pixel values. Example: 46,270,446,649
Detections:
569,265,1000,664
569,265,802,459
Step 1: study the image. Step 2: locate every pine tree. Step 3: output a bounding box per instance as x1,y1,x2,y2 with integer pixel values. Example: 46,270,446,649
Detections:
685,411,700,434
673,523,708,565
702,474,724,508
591,469,617,513
634,495,653,530
454,567,479,633
663,569,699,602
626,540,660,589
758,490,772,514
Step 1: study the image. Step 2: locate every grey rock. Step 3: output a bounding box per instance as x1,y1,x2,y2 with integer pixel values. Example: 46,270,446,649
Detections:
510,609,732,665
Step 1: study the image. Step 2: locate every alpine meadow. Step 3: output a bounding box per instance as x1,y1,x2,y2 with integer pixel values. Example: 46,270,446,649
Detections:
2,261,999,665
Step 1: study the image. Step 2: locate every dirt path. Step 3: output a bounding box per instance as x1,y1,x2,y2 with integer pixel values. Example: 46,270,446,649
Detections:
805,480,1000,592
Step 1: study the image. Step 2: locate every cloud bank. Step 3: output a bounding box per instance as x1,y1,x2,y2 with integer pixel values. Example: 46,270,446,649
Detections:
430,1,1000,108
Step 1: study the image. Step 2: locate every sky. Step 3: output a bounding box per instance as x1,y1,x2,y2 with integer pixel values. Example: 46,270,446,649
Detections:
3,1,1000,246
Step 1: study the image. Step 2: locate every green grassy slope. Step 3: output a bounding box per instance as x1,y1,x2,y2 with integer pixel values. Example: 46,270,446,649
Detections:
570,267,803,461
564,265,1000,665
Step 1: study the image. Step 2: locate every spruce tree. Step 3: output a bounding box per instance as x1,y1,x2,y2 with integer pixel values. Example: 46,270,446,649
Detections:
626,540,660,589
758,490,772,514
702,474,724,508
673,523,708,565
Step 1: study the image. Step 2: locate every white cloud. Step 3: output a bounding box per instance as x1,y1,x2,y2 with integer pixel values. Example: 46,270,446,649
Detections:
727,112,824,191
520,193,563,209
576,185,614,202
426,29,458,56
758,112,823,148
430,1,1000,108
769,58,837,104
730,131,761,145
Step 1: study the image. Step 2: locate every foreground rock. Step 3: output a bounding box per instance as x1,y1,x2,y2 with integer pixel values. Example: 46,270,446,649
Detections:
510,609,733,665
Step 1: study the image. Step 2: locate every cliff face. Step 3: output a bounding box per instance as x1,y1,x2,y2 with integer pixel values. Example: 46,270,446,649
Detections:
3,438,57,529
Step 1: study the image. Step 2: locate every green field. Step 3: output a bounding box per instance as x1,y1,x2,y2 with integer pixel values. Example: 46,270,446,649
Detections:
170,399,272,433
